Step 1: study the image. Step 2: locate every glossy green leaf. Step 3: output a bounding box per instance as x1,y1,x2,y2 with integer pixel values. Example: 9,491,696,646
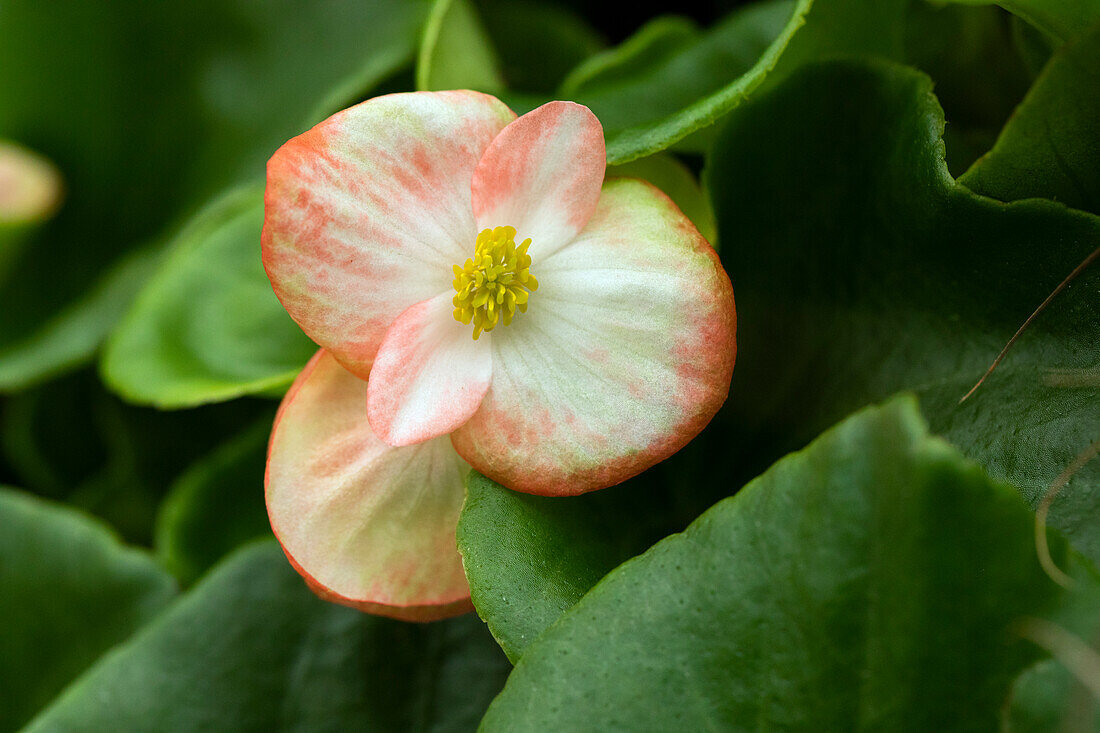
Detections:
458,472,657,663
155,417,273,586
102,187,315,408
458,416,749,664
417,0,505,93
27,541,510,732
609,153,718,244
706,60,1100,563
0,0,426,389
481,397,1067,730
562,0,907,163
560,3,800,162
961,24,1100,215
0,488,176,731
946,0,1100,44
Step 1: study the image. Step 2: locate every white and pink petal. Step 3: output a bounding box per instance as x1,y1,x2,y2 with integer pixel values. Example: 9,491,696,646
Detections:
367,293,492,447
471,101,605,261
263,91,516,379
452,178,736,496
266,350,473,621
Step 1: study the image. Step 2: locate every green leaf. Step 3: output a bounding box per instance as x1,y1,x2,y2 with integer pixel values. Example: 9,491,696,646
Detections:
458,472,657,663
155,417,273,586
0,0,189,381
961,24,1100,215
417,0,505,93
1006,659,1100,731
480,397,1067,730
0,488,176,731
1,369,266,543
27,541,510,732
944,0,1100,44
458,420,753,664
177,0,429,201
0,0,426,389
1004,559,1100,729
478,0,604,94
101,187,316,408
706,59,1100,563
0,245,161,392
608,153,718,245
902,2,1032,175
562,0,907,164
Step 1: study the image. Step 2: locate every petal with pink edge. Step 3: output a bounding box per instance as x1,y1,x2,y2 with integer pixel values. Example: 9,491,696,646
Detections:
452,179,736,496
263,91,516,379
368,292,492,447
471,101,605,261
267,350,473,621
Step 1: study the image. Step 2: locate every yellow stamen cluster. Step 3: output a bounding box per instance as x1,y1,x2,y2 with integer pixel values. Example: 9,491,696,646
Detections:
452,225,538,340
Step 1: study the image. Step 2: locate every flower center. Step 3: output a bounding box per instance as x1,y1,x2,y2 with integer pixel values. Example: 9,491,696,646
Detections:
452,225,539,340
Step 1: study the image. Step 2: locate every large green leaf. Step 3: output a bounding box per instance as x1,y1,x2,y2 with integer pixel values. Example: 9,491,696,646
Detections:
101,187,315,408
0,0,426,390
27,541,510,732
705,60,1100,563
0,488,176,731
946,0,1100,44
458,472,660,663
961,23,1100,215
458,410,749,663
562,0,907,163
155,416,273,586
480,397,1069,730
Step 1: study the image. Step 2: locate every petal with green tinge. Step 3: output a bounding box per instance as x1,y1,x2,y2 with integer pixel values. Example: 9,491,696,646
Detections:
262,90,515,380
453,178,735,496
472,100,605,258
367,293,492,447
267,350,472,620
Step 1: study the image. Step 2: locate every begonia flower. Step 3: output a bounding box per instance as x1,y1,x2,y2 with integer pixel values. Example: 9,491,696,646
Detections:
0,140,62,228
262,91,736,620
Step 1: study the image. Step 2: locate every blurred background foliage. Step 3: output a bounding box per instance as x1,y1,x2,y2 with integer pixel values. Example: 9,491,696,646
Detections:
1,0,1099,729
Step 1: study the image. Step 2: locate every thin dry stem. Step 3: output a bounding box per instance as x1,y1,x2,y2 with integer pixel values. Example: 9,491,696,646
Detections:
960,246,1100,404
1036,437,1100,588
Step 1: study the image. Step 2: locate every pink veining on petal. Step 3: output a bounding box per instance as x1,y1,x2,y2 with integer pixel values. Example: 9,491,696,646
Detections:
471,101,605,259
266,350,475,621
367,293,492,447
262,90,515,379
452,179,736,496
